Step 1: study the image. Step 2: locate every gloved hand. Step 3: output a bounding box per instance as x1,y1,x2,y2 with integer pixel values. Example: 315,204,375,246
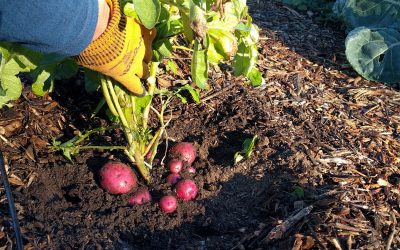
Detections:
75,0,156,96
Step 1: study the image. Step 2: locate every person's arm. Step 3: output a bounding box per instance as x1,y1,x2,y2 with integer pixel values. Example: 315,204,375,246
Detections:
92,0,110,42
0,0,103,56
0,0,155,96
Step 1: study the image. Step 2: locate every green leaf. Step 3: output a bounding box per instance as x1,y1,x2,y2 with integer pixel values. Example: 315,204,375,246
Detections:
0,59,23,107
190,1,207,41
84,69,101,93
242,135,257,159
233,152,244,164
208,29,237,62
106,108,120,123
234,135,257,164
154,39,173,60
31,65,55,96
291,186,305,199
334,0,400,30
1,57,20,76
156,19,183,40
175,0,194,42
175,84,201,104
191,41,209,89
1,43,43,72
345,27,400,84
135,94,152,115
54,59,78,80
123,2,139,19
13,47,43,72
132,0,161,29
0,44,12,64
207,42,225,63
232,0,248,18
166,60,178,75
247,67,265,87
233,39,258,76
175,92,188,104
158,4,171,21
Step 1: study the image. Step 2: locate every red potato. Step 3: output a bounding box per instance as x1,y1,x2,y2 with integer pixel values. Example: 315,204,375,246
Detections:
186,166,196,174
166,173,182,185
159,195,177,213
99,162,137,194
128,187,152,205
176,179,198,201
169,142,197,166
168,159,183,173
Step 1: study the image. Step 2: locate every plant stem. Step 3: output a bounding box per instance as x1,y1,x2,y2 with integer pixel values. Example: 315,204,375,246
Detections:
142,62,159,130
134,149,150,180
106,77,133,145
74,127,112,145
105,77,151,182
100,77,118,116
130,94,137,125
78,145,127,150
145,95,172,163
90,98,106,118
172,45,193,52
143,127,162,157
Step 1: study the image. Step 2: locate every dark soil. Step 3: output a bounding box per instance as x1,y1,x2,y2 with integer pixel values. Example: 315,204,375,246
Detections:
1,1,399,249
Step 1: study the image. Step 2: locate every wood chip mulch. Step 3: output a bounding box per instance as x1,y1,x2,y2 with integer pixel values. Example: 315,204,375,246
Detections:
238,1,400,249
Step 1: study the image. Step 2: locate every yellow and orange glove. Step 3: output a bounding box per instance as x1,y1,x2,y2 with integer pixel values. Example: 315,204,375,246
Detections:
75,0,156,96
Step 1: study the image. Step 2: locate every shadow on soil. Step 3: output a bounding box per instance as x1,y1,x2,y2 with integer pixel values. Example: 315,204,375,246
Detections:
208,130,255,166
115,165,328,250
117,172,281,249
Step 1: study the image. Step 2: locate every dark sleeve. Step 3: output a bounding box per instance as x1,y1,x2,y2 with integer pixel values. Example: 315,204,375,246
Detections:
0,0,98,56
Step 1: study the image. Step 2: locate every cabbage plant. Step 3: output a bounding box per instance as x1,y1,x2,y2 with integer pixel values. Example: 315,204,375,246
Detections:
334,0,400,84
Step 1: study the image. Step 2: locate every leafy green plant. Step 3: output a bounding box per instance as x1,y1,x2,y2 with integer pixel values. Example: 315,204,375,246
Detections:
291,185,304,199
1,0,262,182
0,43,77,106
334,0,400,85
234,135,257,164
51,127,125,162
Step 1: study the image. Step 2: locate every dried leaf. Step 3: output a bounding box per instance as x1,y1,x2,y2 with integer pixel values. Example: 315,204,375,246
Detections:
25,144,36,162
31,135,49,150
8,174,25,186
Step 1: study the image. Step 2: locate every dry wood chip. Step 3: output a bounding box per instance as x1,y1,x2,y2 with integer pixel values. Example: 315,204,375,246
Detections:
264,206,313,243
8,174,25,186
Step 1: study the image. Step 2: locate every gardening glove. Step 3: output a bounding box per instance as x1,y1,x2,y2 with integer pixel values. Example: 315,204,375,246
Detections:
75,0,156,96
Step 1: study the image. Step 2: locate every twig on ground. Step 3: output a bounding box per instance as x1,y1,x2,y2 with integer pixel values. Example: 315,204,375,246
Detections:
0,135,16,148
331,238,343,250
335,222,369,233
307,223,328,250
230,233,253,250
385,212,397,250
347,234,353,250
263,205,313,244
201,83,236,102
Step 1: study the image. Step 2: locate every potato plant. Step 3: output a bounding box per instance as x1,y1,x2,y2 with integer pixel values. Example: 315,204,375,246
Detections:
0,0,261,182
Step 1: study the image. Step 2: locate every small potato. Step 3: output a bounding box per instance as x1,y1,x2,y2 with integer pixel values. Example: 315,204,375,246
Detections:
99,162,137,194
